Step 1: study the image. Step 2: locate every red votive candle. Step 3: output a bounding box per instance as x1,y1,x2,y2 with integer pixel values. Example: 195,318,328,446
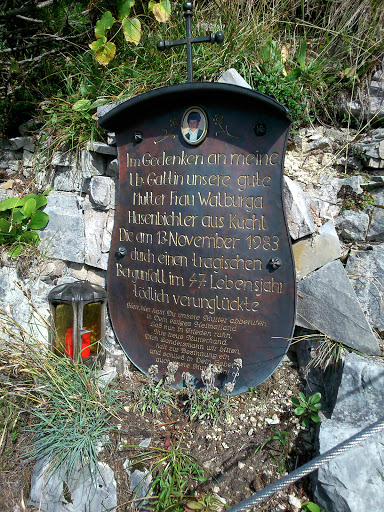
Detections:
81,328,91,358
65,328,73,358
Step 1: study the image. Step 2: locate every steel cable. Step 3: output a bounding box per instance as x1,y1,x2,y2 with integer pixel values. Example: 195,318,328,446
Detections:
226,415,384,512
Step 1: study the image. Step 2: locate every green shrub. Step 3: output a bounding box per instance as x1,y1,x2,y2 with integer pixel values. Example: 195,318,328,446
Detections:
0,192,50,258
292,392,322,428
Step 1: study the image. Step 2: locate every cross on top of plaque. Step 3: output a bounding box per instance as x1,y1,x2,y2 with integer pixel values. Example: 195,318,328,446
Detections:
157,1,224,82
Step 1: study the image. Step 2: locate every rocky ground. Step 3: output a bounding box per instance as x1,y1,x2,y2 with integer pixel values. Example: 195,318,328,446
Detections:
0,355,323,512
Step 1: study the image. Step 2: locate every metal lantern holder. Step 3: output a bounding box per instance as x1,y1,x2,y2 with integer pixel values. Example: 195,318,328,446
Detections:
48,281,107,368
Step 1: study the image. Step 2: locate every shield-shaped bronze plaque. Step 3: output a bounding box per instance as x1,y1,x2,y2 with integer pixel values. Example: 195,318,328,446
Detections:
99,83,296,394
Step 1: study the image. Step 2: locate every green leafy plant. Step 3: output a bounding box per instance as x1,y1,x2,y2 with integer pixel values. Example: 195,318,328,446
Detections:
301,501,326,512
186,492,225,511
133,363,177,415
127,441,208,512
255,427,291,476
0,305,122,480
182,359,241,424
292,392,322,427
0,192,50,258
90,0,171,65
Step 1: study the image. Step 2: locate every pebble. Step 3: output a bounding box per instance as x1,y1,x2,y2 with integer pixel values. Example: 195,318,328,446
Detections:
222,442,229,449
288,494,302,511
248,428,254,436
238,462,245,469
265,414,280,425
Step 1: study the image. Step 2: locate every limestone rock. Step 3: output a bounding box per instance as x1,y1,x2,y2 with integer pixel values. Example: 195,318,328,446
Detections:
0,267,50,336
367,206,384,241
308,175,363,220
296,260,380,355
52,151,73,167
346,245,384,334
28,457,117,512
313,353,384,512
124,438,153,511
9,136,33,151
218,68,252,89
283,176,316,240
107,133,116,145
337,69,384,122
40,191,85,264
0,150,21,173
87,141,117,156
82,149,107,176
335,210,369,241
53,166,83,193
107,158,119,176
89,176,115,209
292,221,342,280
83,198,114,270
371,187,384,205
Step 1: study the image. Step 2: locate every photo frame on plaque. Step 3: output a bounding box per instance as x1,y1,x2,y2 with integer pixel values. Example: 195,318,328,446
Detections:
181,106,208,145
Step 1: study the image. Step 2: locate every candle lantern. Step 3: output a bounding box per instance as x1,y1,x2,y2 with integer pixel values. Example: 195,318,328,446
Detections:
48,281,107,367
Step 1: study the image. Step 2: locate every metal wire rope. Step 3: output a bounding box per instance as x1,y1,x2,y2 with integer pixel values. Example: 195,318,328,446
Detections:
226,415,384,512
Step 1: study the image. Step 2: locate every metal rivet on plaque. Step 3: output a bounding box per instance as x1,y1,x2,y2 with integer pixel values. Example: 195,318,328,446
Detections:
268,257,282,270
133,131,143,143
255,123,266,136
117,247,127,258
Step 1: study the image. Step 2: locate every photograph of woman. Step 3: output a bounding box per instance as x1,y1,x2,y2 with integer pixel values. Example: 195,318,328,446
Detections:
182,107,207,145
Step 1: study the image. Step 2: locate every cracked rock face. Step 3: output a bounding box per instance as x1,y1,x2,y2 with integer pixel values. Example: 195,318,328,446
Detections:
313,353,384,512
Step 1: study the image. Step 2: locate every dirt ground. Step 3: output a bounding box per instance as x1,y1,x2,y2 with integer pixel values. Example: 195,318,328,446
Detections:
0,354,318,512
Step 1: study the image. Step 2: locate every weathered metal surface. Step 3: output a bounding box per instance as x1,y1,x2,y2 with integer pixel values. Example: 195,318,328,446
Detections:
99,83,296,393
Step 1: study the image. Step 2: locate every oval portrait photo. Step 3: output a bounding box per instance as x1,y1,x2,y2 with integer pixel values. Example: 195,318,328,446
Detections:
181,107,208,145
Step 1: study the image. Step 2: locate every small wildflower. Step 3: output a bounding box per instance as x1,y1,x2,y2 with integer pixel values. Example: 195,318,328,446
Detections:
224,382,235,394
148,365,158,379
165,361,179,385
182,372,194,387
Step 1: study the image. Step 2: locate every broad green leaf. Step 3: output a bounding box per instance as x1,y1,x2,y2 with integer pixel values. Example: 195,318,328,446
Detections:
34,195,48,209
185,502,204,510
299,391,306,402
11,209,26,224
20,231,40,245
72,99,92,112
153,0,171,22
95,11,115,39
91,98,109,108
309,392,321,404
22,198,36,218
148,1,155,11
0,218,12,234
18,193,37,206
312,402,322,410
286,67,302,82
8,244,23,259
122,17,141,45
296,39,307,68
311,413,321,423
118,0,135,20
294,406,305,415
95,42,117,66
28,211,49,230
89,37,107,52
0,197,21,211
291,396,300,407
302,503,321,512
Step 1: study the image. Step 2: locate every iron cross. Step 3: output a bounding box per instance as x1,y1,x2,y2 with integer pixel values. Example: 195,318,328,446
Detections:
157,1,224,82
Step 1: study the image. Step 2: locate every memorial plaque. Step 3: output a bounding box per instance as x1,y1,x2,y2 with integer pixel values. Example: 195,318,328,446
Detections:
99,83,296,393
